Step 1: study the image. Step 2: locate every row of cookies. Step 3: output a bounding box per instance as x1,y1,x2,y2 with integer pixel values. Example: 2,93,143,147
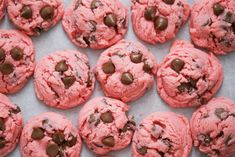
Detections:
0,0,234,54
1,93,235,157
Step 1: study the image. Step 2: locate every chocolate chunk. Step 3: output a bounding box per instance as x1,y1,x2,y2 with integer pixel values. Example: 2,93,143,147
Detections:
121,72,134,85
0,48,5,61
213,3,224,16
154,17,168,30
225,12,233,23
0,137,5,149
102,61,115,74
189,78,197,88
11,105,21,114
100,111,114,123
55,60,68,73
137,146,147,155
52,132,65,145
46,143,59,157
171,58,185,73
215,108,229,120
10,47,23,61
0,118,5,131
130,52,142,63
86,72,93,87
0,63,14,75
177,82,192,92
163,0,175,5
198,134,211,146
62,76,76,89
66,134,77,147
232,22,235,33
143,62,152,73
122,121,136,132
91,0,102,9
31,127,45,140
21,6,32,19
102,136,115,147
104,13,117,27
144,6,156,21
40,6,54,20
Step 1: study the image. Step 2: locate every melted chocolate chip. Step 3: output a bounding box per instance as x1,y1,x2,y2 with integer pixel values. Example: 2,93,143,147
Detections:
102,136,115,147
66,134,77,147
102,61,115,74
62,76,76,89
40,6,54,20
104,13,117,27
143,62,152,73
0,137,5,149
163,0,175,5
52,132,65,145
215,108,229,120
21,6,32,19
0,118,5,131
130,53,142,63
144,6,156,21
31,127,45,140
0,63,14,75
100,111,113,123
154,17,168,30
91,0,102,10
55,60,68,73
10,47,23,61
177,82,193,92
121,72,134,85
213,3,224,16
46,143,59,157
171,58,185,73
0,48,5,61
137,146,147,155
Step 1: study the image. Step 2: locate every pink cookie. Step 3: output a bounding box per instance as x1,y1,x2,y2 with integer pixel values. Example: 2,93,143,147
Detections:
0,93,23,157
95,40,157,102
34,50,95,109
62,0,128,49
20,112,82,157
190,0,235,55
132,112,192,157
7,0,64,36
0,0,5,20
191,97,235,157
131,0,190,44
78,97,136,155
157,40,223,108
0,29,35,94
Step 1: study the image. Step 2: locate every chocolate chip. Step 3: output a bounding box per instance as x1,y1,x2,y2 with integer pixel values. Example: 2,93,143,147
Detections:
121,72,134,85
215,108,229,120
102,61,115,74
102,136,115,147
88,114,96,123
154,17,168,30
46,143,59,157
100,111,113,123
66,134,77,147
122,121,136,132
21,6,32,19
189,78,197,88
0,118,5,131
31,127,45,140
52,132,65,145
163,0,175,5
177,82,193,92
11,105,21,114
198,134,211,146
86,72,93,87
91,0,102,9
10,47,23,61
104,13,117,27
40,6,54,20
55,60,68,73
225,12,233,23
143,62,152,73
213,3,224,16
0,48,5,61
158,151,165,157
0,137,5,149
130,53,142,63
232,22,235,33
137,146,147,155
62,76,76,89
144,6,156,21
0,63,14,75
171,58,185,73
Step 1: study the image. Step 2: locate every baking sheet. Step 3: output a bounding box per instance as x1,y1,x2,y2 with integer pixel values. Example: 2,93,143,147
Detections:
1,0,235,156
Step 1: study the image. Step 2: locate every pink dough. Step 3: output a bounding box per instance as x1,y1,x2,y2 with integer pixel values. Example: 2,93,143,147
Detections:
190,0,235,55
95,40,157,103
7,0,64,36
62,0,128,49
132,112,192,157
0,93,23,157
34,50,95,109
20,112,82,157
131,0,190,44
157,40,223,108
0,29,35,94
0,0,5,20
78,97,136,155
191,97,235,157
